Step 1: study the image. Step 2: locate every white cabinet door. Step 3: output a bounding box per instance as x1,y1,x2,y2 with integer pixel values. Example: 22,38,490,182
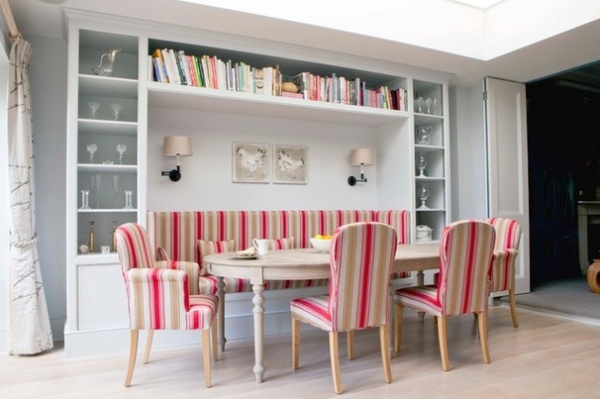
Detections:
484,77,530,294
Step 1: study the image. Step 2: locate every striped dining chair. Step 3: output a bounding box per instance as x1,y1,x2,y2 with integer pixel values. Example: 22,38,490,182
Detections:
290,222,398,394
393,220,495,371
115,223,219,388
487,217,522,328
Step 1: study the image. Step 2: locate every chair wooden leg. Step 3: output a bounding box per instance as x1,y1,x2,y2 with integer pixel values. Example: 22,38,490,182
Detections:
379,325,392,383
394,304,403,353
211,320,219,361
346,331,354,360
202,329,212,388
142,329,153,364
329,332,342,394
292,317,301,370
437,316,450,371
509,288,519,328
125,330,139,387
479,311,491,364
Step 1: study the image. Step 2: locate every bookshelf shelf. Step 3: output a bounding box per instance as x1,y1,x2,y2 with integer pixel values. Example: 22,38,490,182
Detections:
147,81,409,127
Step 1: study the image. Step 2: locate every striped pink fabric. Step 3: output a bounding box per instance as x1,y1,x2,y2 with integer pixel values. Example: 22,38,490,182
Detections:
147,210,411,294
115,223,218,331
394,220,495,317
290,222,398,332
486,218,522,292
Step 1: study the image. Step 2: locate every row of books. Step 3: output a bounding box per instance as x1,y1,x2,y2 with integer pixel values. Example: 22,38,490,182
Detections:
149,48,408,111
291,72,408,111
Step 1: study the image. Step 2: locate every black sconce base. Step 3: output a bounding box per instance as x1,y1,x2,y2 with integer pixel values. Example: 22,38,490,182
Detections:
162,167,181,182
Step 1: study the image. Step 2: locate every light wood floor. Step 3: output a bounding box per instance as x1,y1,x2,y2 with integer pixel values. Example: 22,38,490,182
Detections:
2,306,600,398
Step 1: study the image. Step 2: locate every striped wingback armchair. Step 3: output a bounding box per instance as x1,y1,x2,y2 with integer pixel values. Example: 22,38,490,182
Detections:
487,217,522,328
115,223,219,388
393,220,496,371
290,222,398,394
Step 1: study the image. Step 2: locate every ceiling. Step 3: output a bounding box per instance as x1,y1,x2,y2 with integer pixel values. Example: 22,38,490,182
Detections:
6,0,600,88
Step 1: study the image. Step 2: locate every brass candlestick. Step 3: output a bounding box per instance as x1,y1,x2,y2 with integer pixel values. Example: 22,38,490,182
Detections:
88,221,95,253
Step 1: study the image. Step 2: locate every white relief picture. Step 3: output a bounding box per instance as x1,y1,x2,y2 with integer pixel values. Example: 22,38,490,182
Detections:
273,144,307,184
232,142,270,183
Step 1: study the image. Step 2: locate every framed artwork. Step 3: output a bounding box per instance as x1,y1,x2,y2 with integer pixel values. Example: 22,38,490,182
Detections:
232,142,270,183
273,144,308,184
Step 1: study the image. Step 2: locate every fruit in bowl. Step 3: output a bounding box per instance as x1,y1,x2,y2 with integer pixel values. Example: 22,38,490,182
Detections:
310,234,333,252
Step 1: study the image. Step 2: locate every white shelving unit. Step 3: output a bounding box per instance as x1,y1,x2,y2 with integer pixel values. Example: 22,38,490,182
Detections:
64,11,451,356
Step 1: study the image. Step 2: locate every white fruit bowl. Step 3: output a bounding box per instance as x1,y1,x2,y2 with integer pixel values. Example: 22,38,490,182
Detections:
310,238,332,253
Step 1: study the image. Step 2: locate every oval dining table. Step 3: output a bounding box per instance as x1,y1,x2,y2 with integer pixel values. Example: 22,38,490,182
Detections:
204,242,439,383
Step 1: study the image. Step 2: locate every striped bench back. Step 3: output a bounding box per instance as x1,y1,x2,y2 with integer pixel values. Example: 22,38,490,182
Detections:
147,210,409,263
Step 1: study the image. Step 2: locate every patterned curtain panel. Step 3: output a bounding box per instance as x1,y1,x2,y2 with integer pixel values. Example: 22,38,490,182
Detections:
7,36,53,355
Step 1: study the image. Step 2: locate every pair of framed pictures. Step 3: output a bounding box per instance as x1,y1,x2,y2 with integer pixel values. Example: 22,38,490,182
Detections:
232,142,307,184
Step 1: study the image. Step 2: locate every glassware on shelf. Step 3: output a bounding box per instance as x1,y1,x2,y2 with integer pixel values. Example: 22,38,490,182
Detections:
417,182,430,210
93,174,102,209
416,152,428,177
417,126,432,145
123,190,134,210
415,96,425,113
91,48,122,76
432,98,439,115
110,103,123,120
87,102,101,119
116,144,127,165
86,143,98,164
112,175,119,208
79,190,90,210
425,97,433,114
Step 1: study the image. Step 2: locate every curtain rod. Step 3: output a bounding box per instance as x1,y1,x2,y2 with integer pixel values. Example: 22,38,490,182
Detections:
0,0,19,40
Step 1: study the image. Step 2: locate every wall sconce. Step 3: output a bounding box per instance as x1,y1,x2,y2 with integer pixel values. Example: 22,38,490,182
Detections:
161,136,193,182
347,148,375,186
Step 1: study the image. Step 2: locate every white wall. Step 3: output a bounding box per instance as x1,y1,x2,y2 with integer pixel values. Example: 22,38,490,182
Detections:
147,107,381,211
28,35,68,343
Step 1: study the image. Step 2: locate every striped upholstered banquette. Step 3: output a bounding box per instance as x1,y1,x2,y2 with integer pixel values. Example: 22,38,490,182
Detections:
147,210,410,295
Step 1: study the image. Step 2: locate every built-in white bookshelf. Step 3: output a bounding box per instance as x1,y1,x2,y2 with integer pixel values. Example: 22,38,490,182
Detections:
64,10,451,356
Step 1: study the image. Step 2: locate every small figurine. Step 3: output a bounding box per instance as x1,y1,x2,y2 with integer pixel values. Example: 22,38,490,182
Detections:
79,244,89,254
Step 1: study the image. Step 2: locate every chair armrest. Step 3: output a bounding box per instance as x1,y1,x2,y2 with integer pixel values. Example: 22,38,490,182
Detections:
154,260,200,295
489,248,519,291
124,268,191,329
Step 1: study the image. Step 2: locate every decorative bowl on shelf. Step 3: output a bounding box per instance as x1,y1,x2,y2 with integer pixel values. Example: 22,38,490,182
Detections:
310,236,332,252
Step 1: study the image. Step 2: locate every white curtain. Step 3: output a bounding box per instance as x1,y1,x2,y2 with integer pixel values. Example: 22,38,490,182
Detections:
7,35,53,355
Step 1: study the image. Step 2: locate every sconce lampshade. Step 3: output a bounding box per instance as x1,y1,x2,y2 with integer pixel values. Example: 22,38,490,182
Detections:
348,148,375,186
350,148,375,166
163,136,193,157
162,136,193,182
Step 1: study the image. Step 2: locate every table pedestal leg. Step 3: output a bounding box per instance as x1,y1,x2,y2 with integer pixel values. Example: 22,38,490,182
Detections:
216,276,226,352
252,283,266,383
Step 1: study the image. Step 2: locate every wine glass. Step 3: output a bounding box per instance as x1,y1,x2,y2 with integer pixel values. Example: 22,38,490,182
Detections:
416,152,427,177
417,183,430,209
88,102,101,119
417,126,432,145
116,144,127,165
110,103,123,120
86,143,97,164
